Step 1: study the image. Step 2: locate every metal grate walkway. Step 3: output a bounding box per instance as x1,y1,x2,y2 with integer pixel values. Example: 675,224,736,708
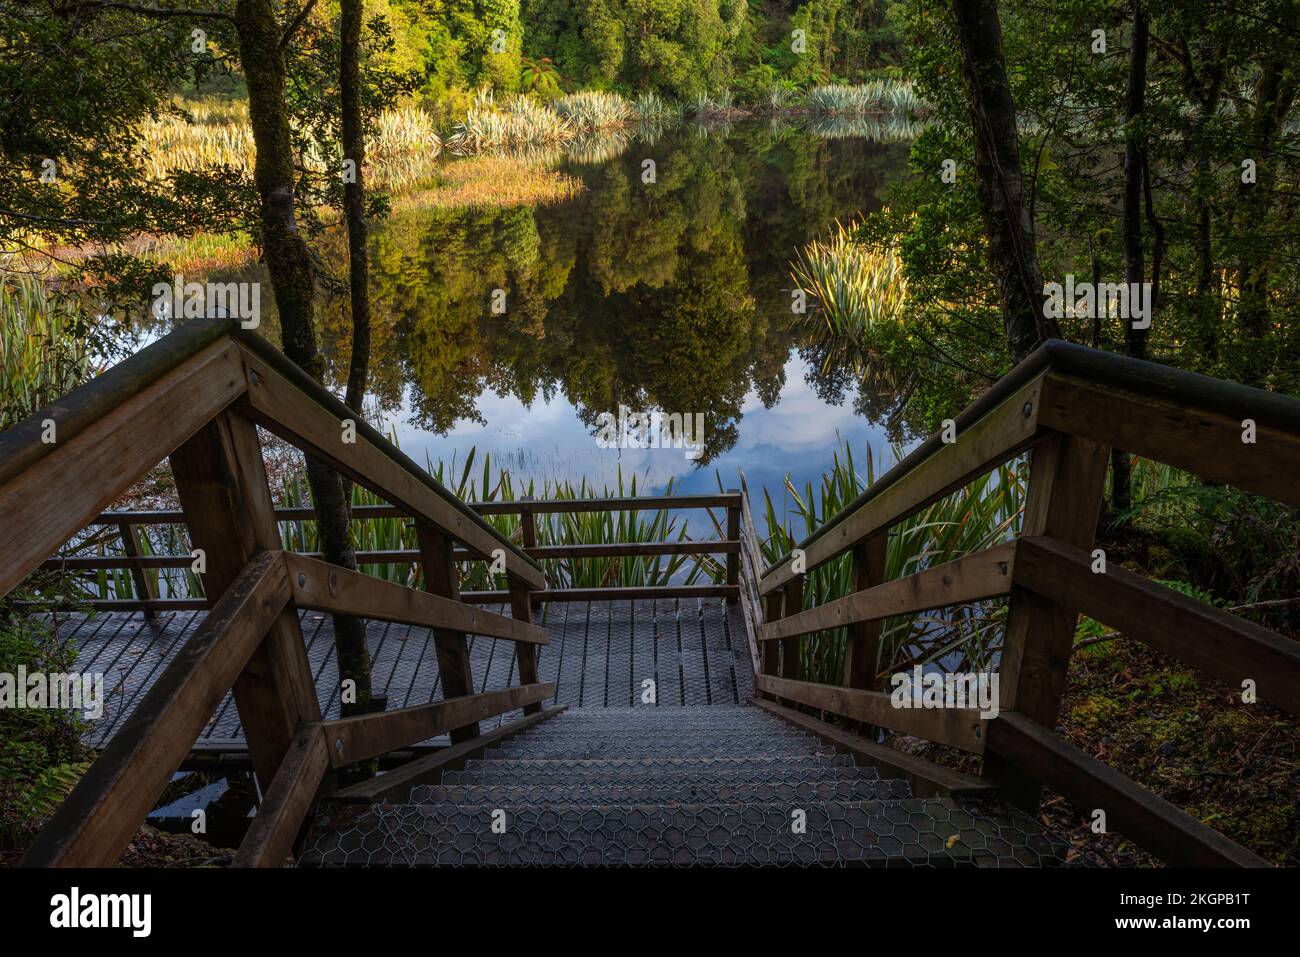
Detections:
56,598,754,751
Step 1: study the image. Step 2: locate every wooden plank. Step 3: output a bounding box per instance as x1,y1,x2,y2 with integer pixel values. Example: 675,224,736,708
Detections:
844,533,887,689
323,683,555,766
1016,536,1300,716
0,338,246,599
755,674,988,753
759,542,1017,643
519,497,537,548
753,699,997,798
760,375,1045,596
118,522,156,620
472,493,741,514
232,723,330,868
171,413,323,790
285,553,548,645
328,706,567,803
20,551,291,867
735,483,766,679
725,492,740,601
236,345,545,591
987,713,1269,867
457,585,739,603
761,592,782,680
510,583,542,716
986,432,1109,809
520,540,740,559
779,577,803,684
416,524,480,743
45,540,742,572
92,496,745,526
1040,372,1300,508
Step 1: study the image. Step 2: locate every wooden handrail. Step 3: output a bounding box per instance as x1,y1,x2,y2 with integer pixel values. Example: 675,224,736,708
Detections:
39,539,741,571
760,339,1300,585
86,492,742,525
986,713,1269,867
20,550,292,866
4,319,565,867
757,542,1016,643
749,338,1300,867
754,674,987,752
1015,536,1300,716
284,553,548,645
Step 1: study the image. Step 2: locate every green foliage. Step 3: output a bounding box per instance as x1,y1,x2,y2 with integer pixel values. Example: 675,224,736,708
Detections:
0,609,91,851
751,440,1025,685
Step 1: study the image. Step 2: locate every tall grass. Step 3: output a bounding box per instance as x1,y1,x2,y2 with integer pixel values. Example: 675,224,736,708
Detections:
392,155,583,211
806,79,923,115
751,441,1025,685
0,276,95,430
445,91,575,154
791,219,908,337
137,100,442,191
553,91,634,131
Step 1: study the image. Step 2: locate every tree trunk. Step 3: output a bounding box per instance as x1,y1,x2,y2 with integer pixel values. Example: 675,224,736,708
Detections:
1110,0,1149,520
340,0,370,415
1235,54,1296,385
1121,0,1148,363
951,0,1057,361
234,0,373,729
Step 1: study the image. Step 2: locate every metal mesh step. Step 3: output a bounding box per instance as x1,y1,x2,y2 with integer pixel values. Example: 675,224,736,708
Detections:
487,737,826,760
299,799,1068,868
448,754,857,788
407,778,911,806
440,762,878,789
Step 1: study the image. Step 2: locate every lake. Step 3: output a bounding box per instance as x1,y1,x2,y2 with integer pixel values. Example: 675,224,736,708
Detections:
169,120,915,525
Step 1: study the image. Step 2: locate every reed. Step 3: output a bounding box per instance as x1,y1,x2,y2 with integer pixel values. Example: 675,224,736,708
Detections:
0,276,94,430
805,79,923,115
751,440,1025,685
553,91,634,131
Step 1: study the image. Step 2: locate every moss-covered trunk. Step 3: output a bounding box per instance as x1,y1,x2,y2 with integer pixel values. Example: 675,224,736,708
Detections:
951,0,1057,362
234,0,373,736
340,0,370,414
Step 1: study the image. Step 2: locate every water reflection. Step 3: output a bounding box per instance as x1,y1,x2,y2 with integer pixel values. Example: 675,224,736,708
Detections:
166,122,911,490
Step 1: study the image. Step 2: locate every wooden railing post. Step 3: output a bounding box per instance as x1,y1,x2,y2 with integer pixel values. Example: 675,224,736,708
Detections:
169,412,322,790
761,591,782,686
519,496,537,550
510,577,542,716
780,577,804,684
844,532,887,690
415,523,479,743
117,521,155,620
984,432,1109,810
725,490,740,603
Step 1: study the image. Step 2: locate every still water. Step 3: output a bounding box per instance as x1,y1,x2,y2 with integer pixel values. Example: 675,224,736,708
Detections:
193,122,915,516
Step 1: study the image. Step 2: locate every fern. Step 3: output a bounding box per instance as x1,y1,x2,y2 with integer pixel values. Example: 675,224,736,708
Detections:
18,761,88,821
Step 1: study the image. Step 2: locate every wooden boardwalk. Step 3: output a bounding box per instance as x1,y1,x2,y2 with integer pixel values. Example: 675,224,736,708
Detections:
58,598,754,752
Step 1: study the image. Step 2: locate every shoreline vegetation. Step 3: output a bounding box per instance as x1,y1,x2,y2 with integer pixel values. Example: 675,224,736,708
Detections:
9,79,924,276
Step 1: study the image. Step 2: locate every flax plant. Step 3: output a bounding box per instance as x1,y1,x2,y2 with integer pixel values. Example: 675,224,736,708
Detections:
751,441,1026,686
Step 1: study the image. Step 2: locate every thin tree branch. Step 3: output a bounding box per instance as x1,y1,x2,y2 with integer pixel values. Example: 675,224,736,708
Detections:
278,0,317,51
